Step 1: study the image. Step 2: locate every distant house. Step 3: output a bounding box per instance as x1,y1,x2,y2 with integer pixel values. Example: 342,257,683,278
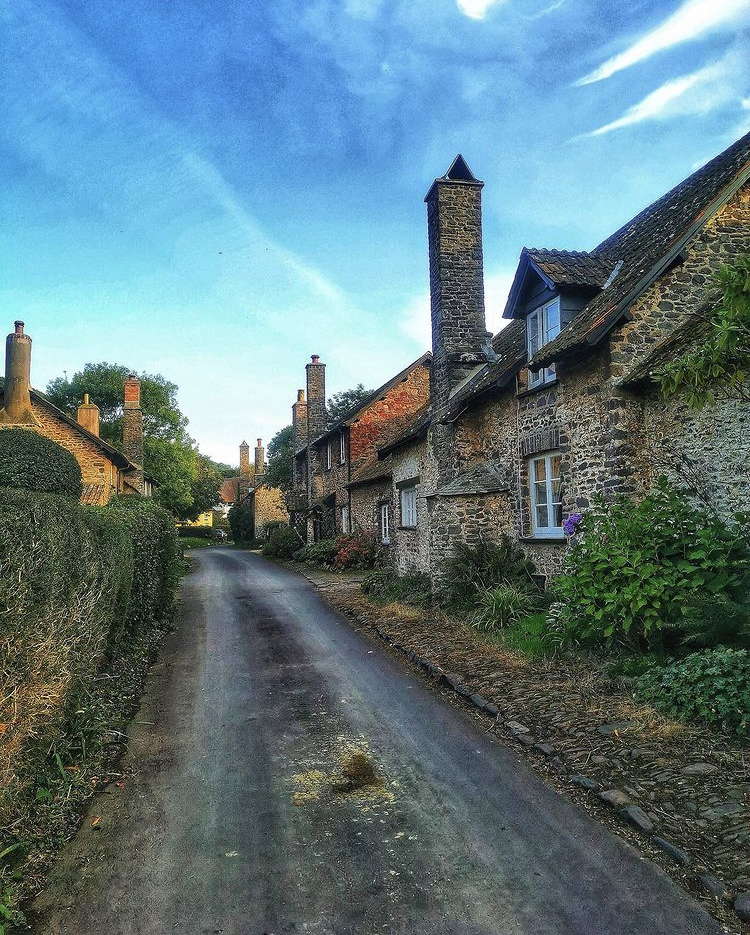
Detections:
378,135,749,583
0,321,153,504
290,353,432,542
220,438,288,536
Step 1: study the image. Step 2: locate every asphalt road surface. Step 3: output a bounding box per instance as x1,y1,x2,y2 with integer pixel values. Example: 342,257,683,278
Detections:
32,549,725,935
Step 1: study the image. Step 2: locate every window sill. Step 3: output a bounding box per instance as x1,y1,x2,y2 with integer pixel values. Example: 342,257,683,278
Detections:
519,534,566,544
517,377,559,399
398,525,417,531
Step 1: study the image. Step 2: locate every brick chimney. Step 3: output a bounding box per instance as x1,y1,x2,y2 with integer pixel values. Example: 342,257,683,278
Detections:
292,389,307,452
77,393,100,437
425,155,492,411
122,373,144,493
254,438,265,476
305,355,327,441
0,321,39,426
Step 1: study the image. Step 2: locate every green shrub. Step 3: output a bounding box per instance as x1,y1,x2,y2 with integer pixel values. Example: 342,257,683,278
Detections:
333,531,382,570
361,569,432,607
471,584,545,634
293,538,338,567
106,496,179,636
502,612,562,658
0,427,82,498
636,649,750,737
556,478,750,650
441,537,537,611
228,500,254,544
263,524,301,559
673,593,750,650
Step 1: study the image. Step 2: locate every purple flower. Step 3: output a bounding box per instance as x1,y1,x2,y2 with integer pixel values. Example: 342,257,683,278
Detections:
563,513,583,536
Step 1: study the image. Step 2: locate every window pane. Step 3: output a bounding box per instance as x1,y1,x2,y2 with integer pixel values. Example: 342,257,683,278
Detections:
553,502,563,527
544,300,560,343
527,311,539,356
532,457,546,482
535,504,548,528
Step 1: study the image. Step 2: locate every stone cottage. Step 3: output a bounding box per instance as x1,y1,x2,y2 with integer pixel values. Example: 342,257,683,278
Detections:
291,352,431,542
221,438,289,535
0,321,153,503
380,135,750,584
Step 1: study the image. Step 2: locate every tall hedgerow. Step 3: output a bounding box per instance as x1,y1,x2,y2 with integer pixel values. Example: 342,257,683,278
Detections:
0,427,82,498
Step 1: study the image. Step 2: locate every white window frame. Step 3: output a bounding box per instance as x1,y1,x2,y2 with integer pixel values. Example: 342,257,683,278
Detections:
325,440,332,471
339,431,347,464
529,451,564,538
400,486,417,528
527,297,560,388
341,504,350,534
380,503,390,544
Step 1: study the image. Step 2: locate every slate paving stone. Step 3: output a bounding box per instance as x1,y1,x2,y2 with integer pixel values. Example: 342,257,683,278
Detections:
680,763,719,776
652,837,690,867
598,789,631,808
733,892,750,922
620,805,655,834
570,774,598,791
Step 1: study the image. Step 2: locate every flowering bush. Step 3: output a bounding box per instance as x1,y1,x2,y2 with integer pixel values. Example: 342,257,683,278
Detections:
556,478,750,651
563,513,583,536
333,531,382,570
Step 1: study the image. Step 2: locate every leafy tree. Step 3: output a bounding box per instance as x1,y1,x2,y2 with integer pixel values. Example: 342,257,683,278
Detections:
45,363,223,519
659,253,750,406
264,424,294,493
326,384,373,424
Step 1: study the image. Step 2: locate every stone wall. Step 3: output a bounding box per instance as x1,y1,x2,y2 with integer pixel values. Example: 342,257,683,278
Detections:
254,484,289,529
389,435,438,575
350,479,391,537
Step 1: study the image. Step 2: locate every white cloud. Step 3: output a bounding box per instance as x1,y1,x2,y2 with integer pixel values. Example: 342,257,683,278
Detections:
456,0,507,20
579,55,740,137
576,0,750,86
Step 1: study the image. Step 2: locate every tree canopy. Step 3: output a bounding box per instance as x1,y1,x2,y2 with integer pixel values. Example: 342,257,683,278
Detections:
659,253,750,406
263,424,294,493
326,384,373,425
46,363,223,519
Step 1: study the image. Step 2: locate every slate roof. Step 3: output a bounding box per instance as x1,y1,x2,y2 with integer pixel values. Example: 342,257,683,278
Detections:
524,249,619,289
345,458,392,489
0,382,134,470
532,129,750,367
427,464,509,498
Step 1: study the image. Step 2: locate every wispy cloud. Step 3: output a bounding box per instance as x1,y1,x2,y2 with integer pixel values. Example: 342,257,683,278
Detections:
576,0,750,85
455,0,507,20
578,55,741,137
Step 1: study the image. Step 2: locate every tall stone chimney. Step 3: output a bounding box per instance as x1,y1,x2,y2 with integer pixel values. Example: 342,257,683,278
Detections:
122,373,144,493
254,438,265,477
305,355,327,441
0,321,39,426
425,155,491,412
292,389,307,452
77,393,100,437
239,440,251,499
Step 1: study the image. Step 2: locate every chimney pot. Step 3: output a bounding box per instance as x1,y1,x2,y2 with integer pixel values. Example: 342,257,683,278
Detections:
14,321,24,334
83,392,90,404
297,389,305,402
257,438,262,447
0,319,38,425
311,354,319,363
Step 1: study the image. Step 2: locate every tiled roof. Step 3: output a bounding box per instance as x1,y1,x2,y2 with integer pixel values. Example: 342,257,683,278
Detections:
345,458,393,488
428,464,509,498
220,477,241,504
81,483,107,505
533,130,750,367
526,249,619,288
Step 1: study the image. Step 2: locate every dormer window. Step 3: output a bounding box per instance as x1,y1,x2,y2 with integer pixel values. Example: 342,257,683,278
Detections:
527,297,560,388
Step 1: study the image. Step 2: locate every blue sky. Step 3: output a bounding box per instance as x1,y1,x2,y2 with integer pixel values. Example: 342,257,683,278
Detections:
2,0,749,464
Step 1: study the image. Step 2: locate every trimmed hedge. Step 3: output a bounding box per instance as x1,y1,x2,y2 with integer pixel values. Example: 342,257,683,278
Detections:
228,500,254,544
0,489,179,835
106,495,180,635
0,427,82,498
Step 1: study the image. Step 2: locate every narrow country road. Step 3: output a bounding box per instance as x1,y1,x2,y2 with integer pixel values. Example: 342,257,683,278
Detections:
32,550,724,935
